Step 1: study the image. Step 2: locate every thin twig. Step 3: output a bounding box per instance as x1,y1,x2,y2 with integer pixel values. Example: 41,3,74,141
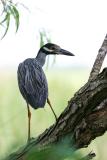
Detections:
80,151,96,160
89,34,107,81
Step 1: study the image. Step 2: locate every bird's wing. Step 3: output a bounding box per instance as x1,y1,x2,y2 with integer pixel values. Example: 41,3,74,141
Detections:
24,63,48,95
17,60,48,108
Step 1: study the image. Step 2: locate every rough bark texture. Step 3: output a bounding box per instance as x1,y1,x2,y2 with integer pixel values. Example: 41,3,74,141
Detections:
89,34,107,81
4,34,107,160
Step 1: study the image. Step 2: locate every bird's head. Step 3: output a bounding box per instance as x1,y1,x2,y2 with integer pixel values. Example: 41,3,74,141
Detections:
39,43,74,56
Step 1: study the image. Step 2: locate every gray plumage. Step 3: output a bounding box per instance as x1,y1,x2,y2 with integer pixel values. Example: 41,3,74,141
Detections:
17,43,74,110
18,58,48,109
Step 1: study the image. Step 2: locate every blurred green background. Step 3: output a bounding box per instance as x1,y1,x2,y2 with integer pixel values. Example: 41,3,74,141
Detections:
0,67,107,159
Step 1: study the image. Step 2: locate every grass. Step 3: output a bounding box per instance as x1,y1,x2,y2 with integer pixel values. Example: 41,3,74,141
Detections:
0,68,107,159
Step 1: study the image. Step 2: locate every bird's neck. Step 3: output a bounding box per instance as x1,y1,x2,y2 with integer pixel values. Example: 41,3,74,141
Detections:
36,51,47,67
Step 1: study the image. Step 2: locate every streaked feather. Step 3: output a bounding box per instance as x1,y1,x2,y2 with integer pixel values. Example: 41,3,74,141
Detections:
17,58,48,109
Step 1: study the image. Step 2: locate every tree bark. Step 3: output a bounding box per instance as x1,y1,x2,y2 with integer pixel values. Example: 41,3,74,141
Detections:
4,34,107,160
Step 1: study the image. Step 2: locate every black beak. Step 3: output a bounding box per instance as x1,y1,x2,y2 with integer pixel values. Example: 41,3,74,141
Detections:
59,49,74,56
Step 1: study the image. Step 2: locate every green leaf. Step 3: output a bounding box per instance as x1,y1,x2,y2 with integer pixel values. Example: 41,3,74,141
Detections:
12,5,19,32
39,31,45,47
0,14,8,25
0,1,20,39
1,12,10,39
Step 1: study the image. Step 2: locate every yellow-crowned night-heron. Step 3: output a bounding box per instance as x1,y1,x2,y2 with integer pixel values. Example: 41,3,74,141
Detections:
17,43,74,141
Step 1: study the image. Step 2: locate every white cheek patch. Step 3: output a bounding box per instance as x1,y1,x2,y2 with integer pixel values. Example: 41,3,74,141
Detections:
43,47,53,52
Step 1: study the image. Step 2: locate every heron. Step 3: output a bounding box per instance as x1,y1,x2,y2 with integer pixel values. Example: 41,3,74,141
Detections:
17,43,74,141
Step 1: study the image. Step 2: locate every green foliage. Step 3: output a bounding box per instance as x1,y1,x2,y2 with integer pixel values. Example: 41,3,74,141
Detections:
0,0,19,39
39,29,56,68
39,29,51,47
26,143,81,160
39,29,51,68
17,137,83,160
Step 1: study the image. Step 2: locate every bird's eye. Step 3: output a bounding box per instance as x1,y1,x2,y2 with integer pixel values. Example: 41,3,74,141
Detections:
50,46,55,50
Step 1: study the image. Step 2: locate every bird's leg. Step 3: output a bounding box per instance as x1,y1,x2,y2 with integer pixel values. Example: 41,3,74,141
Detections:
27,103,31,142
47,98,57,121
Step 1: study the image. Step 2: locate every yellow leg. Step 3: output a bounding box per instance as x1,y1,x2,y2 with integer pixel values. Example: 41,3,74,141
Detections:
27,103,31,142
47,98,57,121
